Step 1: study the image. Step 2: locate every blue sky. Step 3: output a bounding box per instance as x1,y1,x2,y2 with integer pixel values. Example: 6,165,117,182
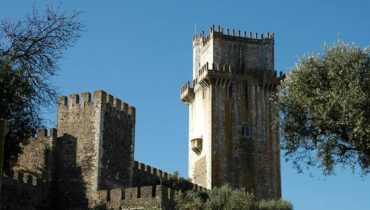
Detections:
1,1,370,210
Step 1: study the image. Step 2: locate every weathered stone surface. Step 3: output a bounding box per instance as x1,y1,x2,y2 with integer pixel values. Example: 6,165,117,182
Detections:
183,27,282,199
132,161,167,187
56,90,135,209
13,129,56,181
0,128,56,210
1,91,139,210
193,156,207,187
94,185,175,210
0,171,52,210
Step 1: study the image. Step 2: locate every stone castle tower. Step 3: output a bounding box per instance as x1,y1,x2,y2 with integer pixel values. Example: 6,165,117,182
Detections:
181,25,284,199
56,90,136,208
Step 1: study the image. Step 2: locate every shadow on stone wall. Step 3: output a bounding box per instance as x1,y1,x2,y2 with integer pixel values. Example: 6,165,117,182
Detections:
1,145,52,209
54,133,88,210
2,131,23,175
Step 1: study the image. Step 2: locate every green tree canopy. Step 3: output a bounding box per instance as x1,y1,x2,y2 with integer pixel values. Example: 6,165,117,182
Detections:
277,40,370,175
0,5,84,171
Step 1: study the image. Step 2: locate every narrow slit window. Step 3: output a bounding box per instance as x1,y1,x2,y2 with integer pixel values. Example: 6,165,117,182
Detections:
241,122,250,138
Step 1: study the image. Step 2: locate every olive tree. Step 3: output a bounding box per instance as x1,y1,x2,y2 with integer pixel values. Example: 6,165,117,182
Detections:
277,40,370,175
175,184,293,210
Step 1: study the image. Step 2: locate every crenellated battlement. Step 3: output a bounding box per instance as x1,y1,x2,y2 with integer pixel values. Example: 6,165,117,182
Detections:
97,185,175,202
193,62,285,89
132,161,169,186
138,161,169,180
33,128,57,140
132,160,207,192
94,185,176,209
193,25,274,47
8,171,39,187
58,90,136,119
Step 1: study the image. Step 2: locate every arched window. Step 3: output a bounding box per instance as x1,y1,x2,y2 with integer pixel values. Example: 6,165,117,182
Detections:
241,122,250,138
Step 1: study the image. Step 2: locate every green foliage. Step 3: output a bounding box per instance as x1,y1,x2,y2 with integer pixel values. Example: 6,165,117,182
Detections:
174,190,205,210
162,171,195,192
0,5,84,171
258,199,293,210
204,184,255,210
277,40,370,175
175,184,293,210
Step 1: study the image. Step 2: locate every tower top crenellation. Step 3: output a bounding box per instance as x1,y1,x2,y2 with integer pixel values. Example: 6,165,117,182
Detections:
193,24,274,45
58,90,136,119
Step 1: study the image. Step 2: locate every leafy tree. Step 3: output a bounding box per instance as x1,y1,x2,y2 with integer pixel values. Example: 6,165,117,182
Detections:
162,171,195,192
0,5,84,171
277,40,370,175
204,184,255,210
258,199,293,210
174,184,293,210
174,190,205,210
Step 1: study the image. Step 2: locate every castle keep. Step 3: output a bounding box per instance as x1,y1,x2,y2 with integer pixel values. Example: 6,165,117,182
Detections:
181,25,283,199
1,26,283,209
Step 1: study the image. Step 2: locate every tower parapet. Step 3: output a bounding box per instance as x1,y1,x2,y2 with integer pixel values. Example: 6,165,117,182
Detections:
193,25,274,47
191,25,275,81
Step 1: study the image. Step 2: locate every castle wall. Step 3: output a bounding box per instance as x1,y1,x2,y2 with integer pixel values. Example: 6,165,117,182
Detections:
188,83,212,189
13,129,56,181
1,129,55,210
0,168,52,210
94,185,175,210
56,92,100,209
132,161,169,187
99,95,135,189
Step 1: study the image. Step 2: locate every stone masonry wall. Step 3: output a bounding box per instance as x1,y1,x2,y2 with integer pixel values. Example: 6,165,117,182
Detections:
94,185,175,210
212,32,274,72
0,168,52,210
56,92,99,209
56,90,135,209
132,161,169,187
13,128,56,182
99,95,135,189
187,78,212,189
185,27,282,200
211,81,281,199
1,129,55,210
192,26,274,78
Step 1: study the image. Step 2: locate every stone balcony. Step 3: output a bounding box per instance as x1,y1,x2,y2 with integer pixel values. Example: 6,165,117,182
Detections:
180,81,195,105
